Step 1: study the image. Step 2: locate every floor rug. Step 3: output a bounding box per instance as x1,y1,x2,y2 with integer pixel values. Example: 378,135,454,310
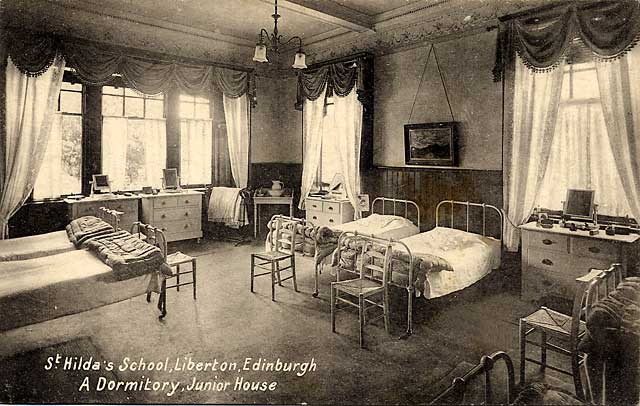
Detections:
0,337,135,404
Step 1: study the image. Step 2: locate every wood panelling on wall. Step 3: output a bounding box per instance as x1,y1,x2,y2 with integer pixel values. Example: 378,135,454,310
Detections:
361,166,502,235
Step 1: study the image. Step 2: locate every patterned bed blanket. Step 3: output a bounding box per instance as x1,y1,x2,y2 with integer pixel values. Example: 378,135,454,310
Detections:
65,216,114,247
582,276,640,352
84,230,173,281
331,236,453,296
265,219,318,256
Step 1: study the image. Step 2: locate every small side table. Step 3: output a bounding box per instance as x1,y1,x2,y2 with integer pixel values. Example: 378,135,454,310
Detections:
253,195,294,238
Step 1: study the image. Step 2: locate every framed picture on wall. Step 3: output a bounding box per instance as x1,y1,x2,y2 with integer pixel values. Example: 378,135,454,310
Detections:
404,122,457,166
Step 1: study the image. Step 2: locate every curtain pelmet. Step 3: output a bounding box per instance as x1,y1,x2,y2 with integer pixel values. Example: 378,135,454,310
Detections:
495,1,640,76
295,59,360,110
6,30,252,98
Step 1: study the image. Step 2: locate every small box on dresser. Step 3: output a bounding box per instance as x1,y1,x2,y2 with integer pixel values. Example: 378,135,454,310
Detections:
520,222,639,301
305,196,354,227
140,191,203,242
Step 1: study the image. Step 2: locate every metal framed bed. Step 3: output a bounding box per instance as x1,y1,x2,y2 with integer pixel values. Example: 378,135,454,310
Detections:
312,197,421,297
0,206,123,262
0,221,171,332
333,200,504,336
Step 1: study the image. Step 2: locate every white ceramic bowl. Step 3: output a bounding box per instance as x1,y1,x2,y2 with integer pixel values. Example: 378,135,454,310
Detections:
268,189,284,197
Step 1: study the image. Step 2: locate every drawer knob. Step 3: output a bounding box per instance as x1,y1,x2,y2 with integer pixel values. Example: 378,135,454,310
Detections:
588,246,601,254
312,216,318,220
161,214,166,219
542,239,554,245
184,212,189,217
184,224,189,229
541,258,554,266
329,219,334,223
328,206,334,211
161,201,166,205
185,200,189,204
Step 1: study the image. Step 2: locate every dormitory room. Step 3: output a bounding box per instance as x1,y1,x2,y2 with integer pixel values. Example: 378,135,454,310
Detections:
0,0,639,404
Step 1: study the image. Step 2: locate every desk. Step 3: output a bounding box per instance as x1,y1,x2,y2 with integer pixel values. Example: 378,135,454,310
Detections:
520,222,640,300
253,196,293,238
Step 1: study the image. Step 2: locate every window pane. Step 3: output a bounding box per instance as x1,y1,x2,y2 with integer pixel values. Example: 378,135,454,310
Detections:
194,96,209,104
195,103,210,119
180,94,195,102
102,86,123,96
125,97,144,117
125,88,142,97
180,119,212,184
102,117,166,190
571,70,600,99
146,99,164,119
102,95,123,116
33,114,82,199
180,102,194,119
148,93,164,100
60,91,82,114
61,82,82,92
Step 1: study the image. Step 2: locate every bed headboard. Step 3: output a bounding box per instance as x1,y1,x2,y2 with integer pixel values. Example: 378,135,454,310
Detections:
98,206,123,231
371,197,420,230
130,222,168,259
435,200,503,241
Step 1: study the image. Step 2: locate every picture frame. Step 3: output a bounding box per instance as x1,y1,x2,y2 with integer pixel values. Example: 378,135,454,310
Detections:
404,122,457,166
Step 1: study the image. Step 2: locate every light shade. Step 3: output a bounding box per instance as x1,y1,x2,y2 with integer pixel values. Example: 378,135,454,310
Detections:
292,51,307,69
253,44,268,63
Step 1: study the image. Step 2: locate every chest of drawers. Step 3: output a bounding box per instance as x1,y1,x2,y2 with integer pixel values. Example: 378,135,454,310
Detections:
140,191,203,242
305,197,354,228
66,196,139,232
520,222,639,301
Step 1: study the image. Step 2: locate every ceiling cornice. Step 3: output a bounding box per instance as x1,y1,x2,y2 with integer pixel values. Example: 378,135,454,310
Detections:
266,0,374,32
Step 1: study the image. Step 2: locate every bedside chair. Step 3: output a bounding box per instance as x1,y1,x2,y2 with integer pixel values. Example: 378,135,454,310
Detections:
331,234,392,348
519,264,624,401
250,216,300,301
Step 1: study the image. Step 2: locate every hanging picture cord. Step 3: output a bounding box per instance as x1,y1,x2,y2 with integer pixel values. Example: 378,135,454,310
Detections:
407,44,456,124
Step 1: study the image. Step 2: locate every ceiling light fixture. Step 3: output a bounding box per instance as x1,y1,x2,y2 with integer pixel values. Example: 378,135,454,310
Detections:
253,0,307,69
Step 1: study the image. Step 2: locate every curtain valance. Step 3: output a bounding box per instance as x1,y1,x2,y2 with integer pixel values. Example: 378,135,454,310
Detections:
5,30,254,98
494,1,640,77
295,58,363,110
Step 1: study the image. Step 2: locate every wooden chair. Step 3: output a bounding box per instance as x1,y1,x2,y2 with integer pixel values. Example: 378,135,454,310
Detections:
250,216,299,301
331,233,392,348
519,264,624,401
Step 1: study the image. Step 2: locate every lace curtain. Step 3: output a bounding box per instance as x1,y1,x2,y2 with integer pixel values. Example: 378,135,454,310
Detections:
222,94,249,189
298,86,327,210
180,119,213,185
102,117,167,191
0,56,65,238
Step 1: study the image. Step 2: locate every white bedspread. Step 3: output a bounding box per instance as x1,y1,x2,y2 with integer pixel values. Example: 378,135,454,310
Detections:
332,214,419,240
208,187,247,228
0,250,110,298
399,227,501,298
0,230,75,262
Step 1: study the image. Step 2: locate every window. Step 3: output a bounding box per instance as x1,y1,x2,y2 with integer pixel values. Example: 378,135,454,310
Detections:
535,61,632,216
33,80,83,199
317,97,341,188
179,94,212,185
101,86,166,191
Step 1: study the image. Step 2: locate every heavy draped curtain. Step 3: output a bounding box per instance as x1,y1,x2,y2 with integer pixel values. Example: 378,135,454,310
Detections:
596,46,640,222
1,56,65,238
500,0,640,251
494,1,640,79
297,59,367,216
5,30,254,99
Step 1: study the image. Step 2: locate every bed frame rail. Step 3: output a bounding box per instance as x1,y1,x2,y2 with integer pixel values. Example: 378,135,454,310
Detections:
98,206,123,231
371,197,421,230
435,200,503,241
430,351,516,405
